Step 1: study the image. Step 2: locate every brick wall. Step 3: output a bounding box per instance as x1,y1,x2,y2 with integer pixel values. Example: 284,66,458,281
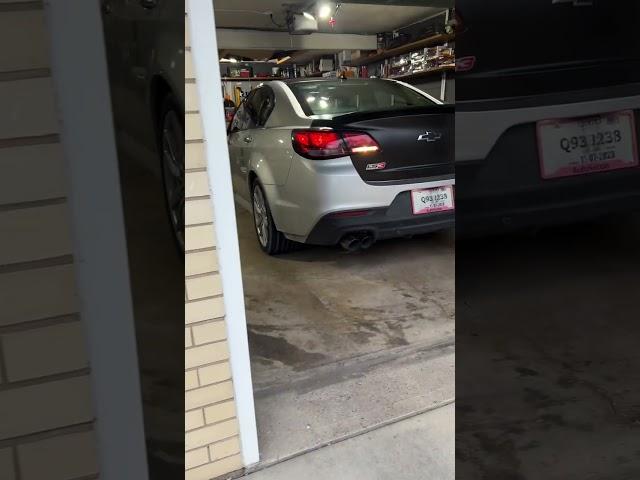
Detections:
184,4,244,479
0,3,98,479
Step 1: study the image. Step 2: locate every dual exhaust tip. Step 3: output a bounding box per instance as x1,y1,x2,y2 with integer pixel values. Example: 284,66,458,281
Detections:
340,232,375,252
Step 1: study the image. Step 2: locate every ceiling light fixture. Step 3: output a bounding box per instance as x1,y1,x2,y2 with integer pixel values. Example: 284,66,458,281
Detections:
318,3,332,19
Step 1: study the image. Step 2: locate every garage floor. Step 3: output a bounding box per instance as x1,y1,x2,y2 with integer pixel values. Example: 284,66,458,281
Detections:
456,214,640,479
236,207,455,464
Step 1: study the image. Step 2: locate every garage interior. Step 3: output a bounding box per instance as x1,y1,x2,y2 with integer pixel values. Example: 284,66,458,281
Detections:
214,0,455,468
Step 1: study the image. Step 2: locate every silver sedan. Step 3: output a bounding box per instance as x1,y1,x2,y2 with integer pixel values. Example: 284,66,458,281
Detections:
227,78,455,254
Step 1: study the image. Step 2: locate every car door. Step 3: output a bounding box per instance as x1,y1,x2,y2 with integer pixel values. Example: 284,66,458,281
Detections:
121,0,163,147
102,0,138,134
104,0,174,148
228,90,259,201
243,86,290,185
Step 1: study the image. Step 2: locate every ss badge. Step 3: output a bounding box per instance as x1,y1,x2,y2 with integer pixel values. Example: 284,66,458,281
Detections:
366,162,386,171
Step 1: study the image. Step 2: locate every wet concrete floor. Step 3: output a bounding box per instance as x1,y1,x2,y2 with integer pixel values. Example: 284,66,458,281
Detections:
456,214,640,480
237,208,455,463
237,209,455,381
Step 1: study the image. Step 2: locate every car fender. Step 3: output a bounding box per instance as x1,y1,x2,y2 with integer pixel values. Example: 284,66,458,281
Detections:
246,128,295,186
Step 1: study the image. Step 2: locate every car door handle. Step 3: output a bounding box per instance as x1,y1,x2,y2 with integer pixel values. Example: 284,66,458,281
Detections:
243,136,253,144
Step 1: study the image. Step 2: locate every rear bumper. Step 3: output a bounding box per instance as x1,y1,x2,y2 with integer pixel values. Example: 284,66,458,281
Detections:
305,192,455,245
456,95,640,235
266,154,454,241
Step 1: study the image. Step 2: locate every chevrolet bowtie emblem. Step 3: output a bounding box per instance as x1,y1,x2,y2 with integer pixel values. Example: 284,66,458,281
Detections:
417,131,442,142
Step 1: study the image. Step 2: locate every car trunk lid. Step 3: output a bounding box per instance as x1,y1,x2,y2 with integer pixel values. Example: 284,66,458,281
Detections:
311,106,454,184
456,0,640,103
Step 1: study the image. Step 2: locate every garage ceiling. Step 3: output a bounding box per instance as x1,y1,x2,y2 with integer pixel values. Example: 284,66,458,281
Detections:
213,0,448,35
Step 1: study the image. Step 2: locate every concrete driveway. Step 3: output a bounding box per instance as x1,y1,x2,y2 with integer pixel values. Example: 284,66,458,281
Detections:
245,403,454,480
236,208,455,468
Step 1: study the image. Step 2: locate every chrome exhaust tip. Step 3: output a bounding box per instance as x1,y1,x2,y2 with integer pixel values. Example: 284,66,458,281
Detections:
340,235,362,252
360,234,375,250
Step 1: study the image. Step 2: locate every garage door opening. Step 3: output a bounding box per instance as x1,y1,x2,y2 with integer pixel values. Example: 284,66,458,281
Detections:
212,0,456,470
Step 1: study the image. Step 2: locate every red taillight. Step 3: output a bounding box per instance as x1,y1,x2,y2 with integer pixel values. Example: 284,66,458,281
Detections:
292,129,380,160
292,130,347,159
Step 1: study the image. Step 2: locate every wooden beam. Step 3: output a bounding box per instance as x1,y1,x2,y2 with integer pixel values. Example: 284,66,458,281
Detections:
216,29,377,51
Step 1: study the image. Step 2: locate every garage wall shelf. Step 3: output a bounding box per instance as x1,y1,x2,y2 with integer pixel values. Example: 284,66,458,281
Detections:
389,64,454,82
221,77,280,81
344,33,454,67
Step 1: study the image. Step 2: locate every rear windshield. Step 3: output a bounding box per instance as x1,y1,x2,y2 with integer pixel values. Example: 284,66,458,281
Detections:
288,80,436,116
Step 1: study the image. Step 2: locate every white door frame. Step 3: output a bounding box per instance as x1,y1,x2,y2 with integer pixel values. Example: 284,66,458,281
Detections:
44,1,149,479
188,0,260,467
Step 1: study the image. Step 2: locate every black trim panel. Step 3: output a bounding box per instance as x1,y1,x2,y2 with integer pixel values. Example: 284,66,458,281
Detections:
457,83,640,112
306,191,455,245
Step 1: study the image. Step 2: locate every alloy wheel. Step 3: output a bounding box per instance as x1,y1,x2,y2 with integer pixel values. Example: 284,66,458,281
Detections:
253,185,269,247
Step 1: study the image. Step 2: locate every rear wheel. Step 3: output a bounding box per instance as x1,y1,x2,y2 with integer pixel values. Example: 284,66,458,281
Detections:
252,181,295,255
159,95,185,254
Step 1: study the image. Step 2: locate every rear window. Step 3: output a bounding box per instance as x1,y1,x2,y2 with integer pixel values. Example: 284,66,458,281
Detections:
288,80,436,116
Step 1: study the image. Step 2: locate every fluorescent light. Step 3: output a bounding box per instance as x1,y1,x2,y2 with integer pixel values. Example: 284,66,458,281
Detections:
302,11,315,21
318,3,331,19
306,96,316,103
318,99,329,109
229,57,238,63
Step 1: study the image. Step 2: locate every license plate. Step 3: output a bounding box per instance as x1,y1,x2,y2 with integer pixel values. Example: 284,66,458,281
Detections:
411,185,454,215
537,110,638,179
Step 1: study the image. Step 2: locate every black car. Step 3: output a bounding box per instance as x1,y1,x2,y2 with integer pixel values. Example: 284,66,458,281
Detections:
455,0,640,234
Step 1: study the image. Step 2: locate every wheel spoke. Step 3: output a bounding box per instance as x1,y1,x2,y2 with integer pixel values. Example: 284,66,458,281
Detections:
253,187,269,247
170,183,184,211
160,109,185,252
162,114,183,178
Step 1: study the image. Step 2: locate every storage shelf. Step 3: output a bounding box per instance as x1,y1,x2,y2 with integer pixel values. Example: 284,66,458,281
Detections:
345,33,454,67
221,72,329,81
221,77,281,81
388,65,454,81
220,66,455,84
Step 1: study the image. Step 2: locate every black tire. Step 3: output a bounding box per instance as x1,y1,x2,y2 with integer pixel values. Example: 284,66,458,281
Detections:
251,180,295,255
158,94,185,256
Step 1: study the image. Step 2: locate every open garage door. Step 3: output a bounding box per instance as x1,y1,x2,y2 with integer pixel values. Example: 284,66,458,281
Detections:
197,1,456,477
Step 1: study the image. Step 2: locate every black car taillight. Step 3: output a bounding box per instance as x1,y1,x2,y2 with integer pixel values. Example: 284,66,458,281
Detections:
292,129,380,160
